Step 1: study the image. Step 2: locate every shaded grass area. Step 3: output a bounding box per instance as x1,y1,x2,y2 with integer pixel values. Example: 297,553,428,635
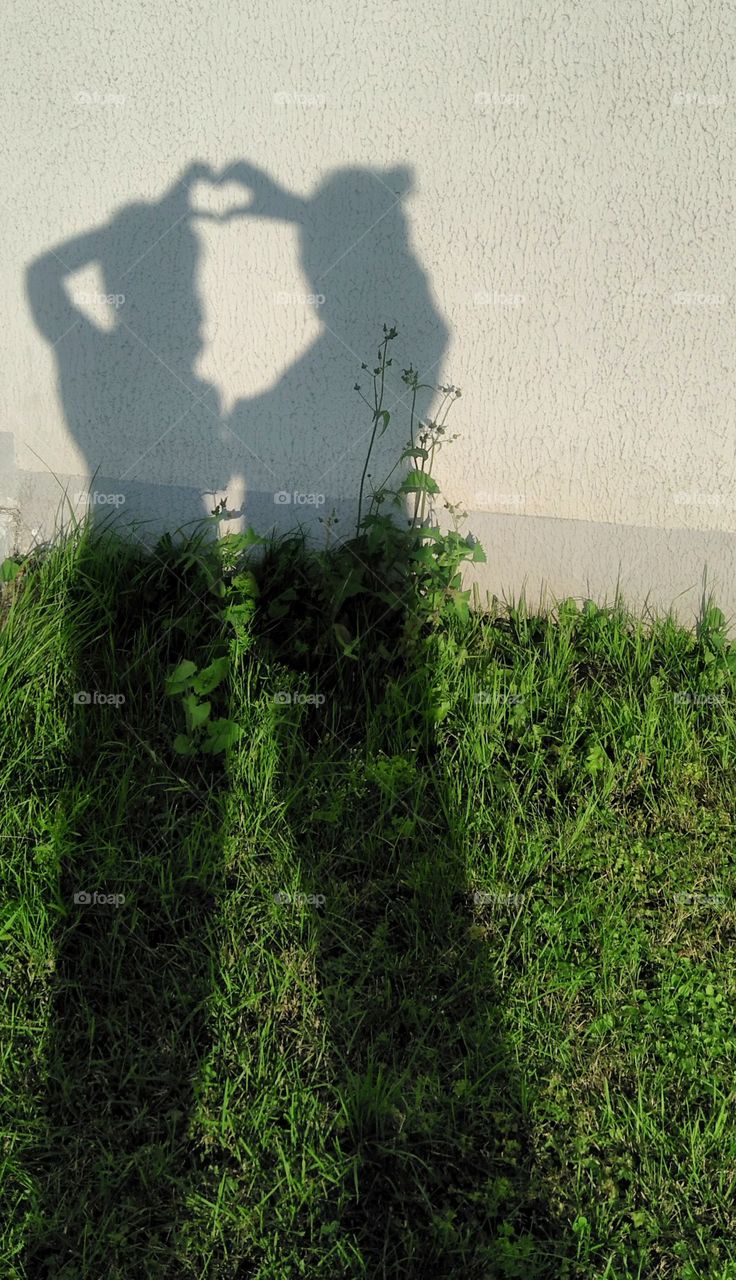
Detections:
1,524,736,1278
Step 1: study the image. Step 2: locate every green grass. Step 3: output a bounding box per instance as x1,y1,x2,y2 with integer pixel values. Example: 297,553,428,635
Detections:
1,522,736,1278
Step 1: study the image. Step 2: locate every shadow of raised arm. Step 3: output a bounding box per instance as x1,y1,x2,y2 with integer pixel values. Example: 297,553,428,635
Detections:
25,226,108,343
216,162,307,224
25,162,218,343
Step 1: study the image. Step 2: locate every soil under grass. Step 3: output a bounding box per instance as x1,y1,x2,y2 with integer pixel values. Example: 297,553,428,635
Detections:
1,524,736,1278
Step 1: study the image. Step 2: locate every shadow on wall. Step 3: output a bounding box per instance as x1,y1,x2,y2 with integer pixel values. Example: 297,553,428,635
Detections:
25,160,449,538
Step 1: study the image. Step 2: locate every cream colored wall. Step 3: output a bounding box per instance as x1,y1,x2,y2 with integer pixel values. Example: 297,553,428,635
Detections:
3,0,734,625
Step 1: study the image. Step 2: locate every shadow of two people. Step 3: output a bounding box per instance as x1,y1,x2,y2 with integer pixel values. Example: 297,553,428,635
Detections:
23,161,566,1276
26,159,448,533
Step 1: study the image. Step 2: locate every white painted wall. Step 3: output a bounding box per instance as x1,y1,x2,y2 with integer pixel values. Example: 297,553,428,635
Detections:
3,0,734,625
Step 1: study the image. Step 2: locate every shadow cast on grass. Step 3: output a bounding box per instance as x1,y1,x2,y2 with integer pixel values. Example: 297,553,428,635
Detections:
18,527,231,1279
9,520,569,1278
239,533,569,1277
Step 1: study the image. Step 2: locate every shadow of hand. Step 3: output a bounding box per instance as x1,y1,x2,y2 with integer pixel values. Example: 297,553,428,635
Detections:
210,162,307,224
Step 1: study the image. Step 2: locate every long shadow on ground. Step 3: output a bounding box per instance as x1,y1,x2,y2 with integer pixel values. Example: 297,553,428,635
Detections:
17,522,571,1278
251,534,570,1277
22,530,230,1280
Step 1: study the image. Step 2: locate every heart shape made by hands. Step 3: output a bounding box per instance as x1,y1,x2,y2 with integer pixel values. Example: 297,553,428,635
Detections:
188,175,255,223
188,163,307,224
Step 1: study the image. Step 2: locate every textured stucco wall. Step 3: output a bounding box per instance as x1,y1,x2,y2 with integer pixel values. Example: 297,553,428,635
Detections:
3,0,734,625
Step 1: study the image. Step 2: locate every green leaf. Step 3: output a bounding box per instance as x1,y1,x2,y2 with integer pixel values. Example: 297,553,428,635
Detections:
310,807,341,824
428,699,453,723
225,603,255,631
333,623,359,659
222,527,265,551
410,545,438,567
0,558,21,582
448,588,470,623
192,656,230,695
172,734,194,756
399,469,441,495
164,659,198,696
333,621,351,644
701,606,726,634
558,597,579,621
375,409,391,435
585,742,607,773
201,718,242,754
183,695,211,732
404,524,441,541
268,588,298,620
230,571,260,598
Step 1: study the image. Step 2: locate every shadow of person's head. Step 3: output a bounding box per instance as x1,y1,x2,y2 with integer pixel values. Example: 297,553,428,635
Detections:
218,162,423,335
